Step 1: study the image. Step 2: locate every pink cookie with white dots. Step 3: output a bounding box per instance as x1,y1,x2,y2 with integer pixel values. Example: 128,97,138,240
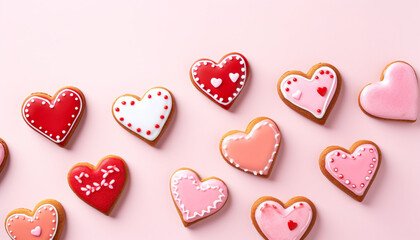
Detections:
5,199,66,240
112,87,174,145
319,140,381,202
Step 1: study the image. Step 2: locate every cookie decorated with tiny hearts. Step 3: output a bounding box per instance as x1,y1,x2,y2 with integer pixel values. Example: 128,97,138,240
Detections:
251,196,317,240
0,138,9,174
21,86,85,147
190,52,249,110
319,140,381,202
5,199,66,240
170,168,229,227
112,87,174,145
277,63,341,125
67,155,127,215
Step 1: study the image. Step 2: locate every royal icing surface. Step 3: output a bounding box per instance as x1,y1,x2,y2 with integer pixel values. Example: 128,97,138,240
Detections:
0,143,5,166
221,119,280,176
170,169,228,223
255,201,313,240
22,88,83,144
113,88,172,141
280,67,338,119
325,144,379,196
6,204,58,240
191,53,248,109
359,62,418,121
68,157,126,213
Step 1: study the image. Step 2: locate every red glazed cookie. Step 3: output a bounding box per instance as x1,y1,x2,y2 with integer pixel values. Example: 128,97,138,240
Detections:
5,199,66,240
112,87,174,145
251,196,316,240
190,52,249,110
277,63,341,125
220,117,281,177
67,155,128,215
319,140,381,202
21,86,86,147
0,138,9,174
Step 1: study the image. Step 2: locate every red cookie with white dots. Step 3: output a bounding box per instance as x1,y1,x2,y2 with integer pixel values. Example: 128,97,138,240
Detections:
21,86,86,147
277,63,341,125
112,87,174,145
190,52,249,110
5,199,66,240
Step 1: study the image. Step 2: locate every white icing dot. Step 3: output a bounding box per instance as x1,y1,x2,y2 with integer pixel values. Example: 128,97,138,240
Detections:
62,93,66,97
62,130,66,134
68,123,71,126
25,109,28,113
45,131,48,133
334,168,338,172
56,135,60,139
368,170,372,174
345,180,350,184
42,101,46,105
372,158,377,162
31,120,34,123
361,147,365,151
241,67,245,72
57,99,61,102
26,114,29,117
39,126,42,129
49,134,52,137
31,99,35,103
71,115,75,118
75,97,79,101
335,152,340,156
370,164,374,168
352,184,356,188
70,93,74,96
365,176,370,181
361,184,365,188
27,103,31,107
341,154,347,159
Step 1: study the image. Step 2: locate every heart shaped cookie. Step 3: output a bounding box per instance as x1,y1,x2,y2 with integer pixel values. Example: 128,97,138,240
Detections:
21,86,85,147
0,138,9,174
251,196,316,240
359,61,418,121
220,117,281,177
319,140,381,202
5,199,66,240
170,168,228,227
112,87,174,145
68,155,127,215
277,63,341,125
190,52,249,110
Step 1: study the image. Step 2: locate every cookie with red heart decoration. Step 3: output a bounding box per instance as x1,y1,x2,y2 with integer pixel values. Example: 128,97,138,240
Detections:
319,140,381,202
0,138,9,174
277,63,341,125
251,196,316,240
170,168,229,227
21,86,85,147
190,52,249,110
112,87,174,145
67,155,128,215
5,199,66,240
220,117,281,177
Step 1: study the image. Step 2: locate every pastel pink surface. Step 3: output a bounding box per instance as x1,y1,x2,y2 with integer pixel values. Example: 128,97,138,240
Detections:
0,143,4,166
255,201,313,240
170,169,228,223
359,62,418,121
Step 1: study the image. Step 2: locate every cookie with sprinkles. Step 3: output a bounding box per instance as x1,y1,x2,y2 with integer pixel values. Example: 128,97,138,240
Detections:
190,52,249,110
0,138,9,174
112,87,174,145
67,155,128,215
319,140,381,202
277,63,341,125
21,86,86,147
5,199,66,240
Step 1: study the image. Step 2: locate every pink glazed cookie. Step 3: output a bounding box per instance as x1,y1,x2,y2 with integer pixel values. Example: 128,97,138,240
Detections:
319,140,381,202
220,117,281,177
0,138,9,174
251,196,316,240
277,63,342,125
170,168,229,227
359,61,418,121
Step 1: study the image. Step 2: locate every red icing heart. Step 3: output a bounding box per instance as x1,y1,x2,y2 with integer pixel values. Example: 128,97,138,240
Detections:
288,220,298,230
22,87,85,147
68,156,127,214
317,87,327,96
190,52,249,110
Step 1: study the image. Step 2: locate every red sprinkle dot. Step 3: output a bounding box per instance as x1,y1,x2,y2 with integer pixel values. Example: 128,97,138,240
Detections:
148,94,152,99
121,101,126,105
130,101,135,105
119,117,124,121
285,88,289,92
160,115,164,119
272,205,277,209
128,123,132,127
136,128,141,132
157,91,161,96
315,76,319,80
164,95,168,100
317,109,321,113
330,75,334,78
326,70,330,74
293,78,297,82
299,203,303,206
146,130,151,135
115,107,120,112
164,105,168,110
287,81,291,84
155,124,160,128
320,70,324,75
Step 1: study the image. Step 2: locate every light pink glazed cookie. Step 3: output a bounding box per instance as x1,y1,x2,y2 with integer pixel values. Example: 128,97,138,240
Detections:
220,117,281,177
251,196,316,240
0,138,9,174
277,63,342,125
319,140,381,202
359,61,418,121
170,168,229,227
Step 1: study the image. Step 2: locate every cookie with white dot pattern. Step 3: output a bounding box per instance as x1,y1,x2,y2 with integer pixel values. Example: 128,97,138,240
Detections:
5,199,66,240
21,86,86,147
112,87,174,145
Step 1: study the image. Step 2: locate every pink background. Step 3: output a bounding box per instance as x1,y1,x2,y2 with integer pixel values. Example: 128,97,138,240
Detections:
0,0,419,239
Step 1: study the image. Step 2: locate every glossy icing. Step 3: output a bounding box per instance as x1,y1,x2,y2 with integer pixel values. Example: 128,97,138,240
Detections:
191,53,248,110
255,201,313,240
170,169,228,224
0,143,4,166
22,88,83,144
280,67,338,119
68,157,126,213
325,144,379,196
6,204,58,240
221,119,280,176
112,88,172,141
359,61,418,121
